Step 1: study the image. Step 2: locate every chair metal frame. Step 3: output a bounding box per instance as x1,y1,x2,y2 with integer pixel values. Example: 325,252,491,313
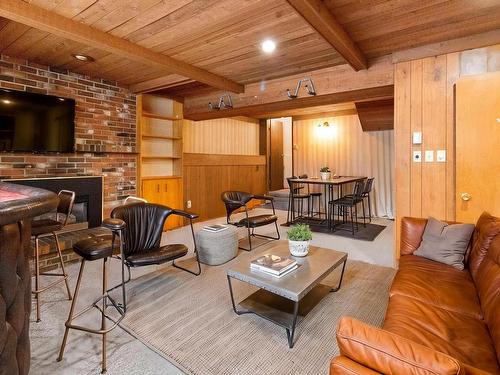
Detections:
328,180,366,235
32,189,75,322
223,193,280,251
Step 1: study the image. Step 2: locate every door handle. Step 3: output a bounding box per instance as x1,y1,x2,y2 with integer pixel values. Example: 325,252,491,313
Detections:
157,184,160,193
165,184,168,192
460,192,471,201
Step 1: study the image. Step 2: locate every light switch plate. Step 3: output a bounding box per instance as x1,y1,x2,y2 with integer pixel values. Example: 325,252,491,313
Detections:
425,150,434,162
412,132,422,144
413,150,422,162
437,150,446,162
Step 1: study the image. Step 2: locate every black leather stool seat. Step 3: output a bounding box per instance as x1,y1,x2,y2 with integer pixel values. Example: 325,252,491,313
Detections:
237,214,278,228
126,244,188,267
73,235,114,261
31,219,63,236
101,218,125,231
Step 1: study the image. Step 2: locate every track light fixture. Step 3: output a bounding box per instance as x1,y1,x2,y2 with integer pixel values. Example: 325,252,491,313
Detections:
286,78,317,99
208,93,233,110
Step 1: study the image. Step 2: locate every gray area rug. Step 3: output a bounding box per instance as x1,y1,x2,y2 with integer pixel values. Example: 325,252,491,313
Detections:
281,221,387,241
120,256,395,375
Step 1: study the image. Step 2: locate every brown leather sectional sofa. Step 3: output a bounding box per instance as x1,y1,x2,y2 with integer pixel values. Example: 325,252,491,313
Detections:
331,213,500,375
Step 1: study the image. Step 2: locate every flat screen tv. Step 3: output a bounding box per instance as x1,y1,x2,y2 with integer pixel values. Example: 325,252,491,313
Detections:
0,89,75,153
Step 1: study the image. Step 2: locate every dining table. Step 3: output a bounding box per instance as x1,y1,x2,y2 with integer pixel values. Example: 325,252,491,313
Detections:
288,176,366,229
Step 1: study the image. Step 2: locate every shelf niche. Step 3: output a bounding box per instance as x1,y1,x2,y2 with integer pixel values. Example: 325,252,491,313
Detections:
137,94,184,230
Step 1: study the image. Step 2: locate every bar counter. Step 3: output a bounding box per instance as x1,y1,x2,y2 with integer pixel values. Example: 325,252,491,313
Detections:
0,182,58,375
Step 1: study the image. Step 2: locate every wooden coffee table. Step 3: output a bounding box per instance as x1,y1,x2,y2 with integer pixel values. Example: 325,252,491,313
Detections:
226,241,347,348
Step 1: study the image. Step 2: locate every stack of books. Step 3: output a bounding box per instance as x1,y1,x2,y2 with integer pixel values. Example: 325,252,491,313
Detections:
202,224,228,233
250,254,298,278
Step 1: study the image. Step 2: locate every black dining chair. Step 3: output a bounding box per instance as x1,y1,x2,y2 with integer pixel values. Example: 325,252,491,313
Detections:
299,174,322,219
286,177,310,223
221,191,280,251
343,177,374,223
328,179,365,235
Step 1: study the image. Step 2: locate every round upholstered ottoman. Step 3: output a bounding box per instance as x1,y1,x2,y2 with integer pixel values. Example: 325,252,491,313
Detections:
196,226,239,265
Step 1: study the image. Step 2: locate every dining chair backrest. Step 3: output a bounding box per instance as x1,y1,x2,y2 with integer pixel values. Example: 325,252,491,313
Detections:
352,179,366,199
286,176,298,189
363,177,374,195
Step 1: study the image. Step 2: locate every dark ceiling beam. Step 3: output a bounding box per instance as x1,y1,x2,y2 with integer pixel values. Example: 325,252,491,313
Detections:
0,0,244,93
286,0,367,71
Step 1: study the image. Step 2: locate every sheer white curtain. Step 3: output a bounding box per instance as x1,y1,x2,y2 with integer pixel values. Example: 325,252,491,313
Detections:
293,115,394,218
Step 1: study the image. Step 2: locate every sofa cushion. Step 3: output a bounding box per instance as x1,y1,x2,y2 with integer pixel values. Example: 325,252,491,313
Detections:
336,316,463,375
383,295,499,374
391,255,482,319
468,212,500,282
414,217,474,270
474,234,500,365
400,217,427,255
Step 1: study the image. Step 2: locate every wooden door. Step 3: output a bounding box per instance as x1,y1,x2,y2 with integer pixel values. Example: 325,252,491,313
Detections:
163,178,183,230
456,71,500,223
269,120,284,191
141,179,162,204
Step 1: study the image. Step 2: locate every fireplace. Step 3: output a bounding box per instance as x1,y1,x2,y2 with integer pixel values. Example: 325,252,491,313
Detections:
4,176,103,228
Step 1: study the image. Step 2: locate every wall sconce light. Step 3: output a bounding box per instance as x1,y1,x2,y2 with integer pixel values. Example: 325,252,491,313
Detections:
208,93,233,110
286,78,316,99
315,120,337,139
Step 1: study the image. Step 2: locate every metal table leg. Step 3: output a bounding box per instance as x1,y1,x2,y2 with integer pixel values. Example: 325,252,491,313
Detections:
330,259,347,293
227,275,301,348
286,301,299,348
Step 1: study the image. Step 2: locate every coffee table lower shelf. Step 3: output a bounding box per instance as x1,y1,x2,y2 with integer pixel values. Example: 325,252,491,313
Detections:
227,273,344,348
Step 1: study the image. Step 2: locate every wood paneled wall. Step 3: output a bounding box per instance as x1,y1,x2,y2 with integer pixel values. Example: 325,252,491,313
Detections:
394,44,500,258
183,153,266,221
183,117,260,155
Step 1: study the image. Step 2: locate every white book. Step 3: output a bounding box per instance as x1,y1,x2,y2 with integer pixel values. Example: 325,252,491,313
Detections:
252,264,299,278
202,224,228,232
250,261,297,275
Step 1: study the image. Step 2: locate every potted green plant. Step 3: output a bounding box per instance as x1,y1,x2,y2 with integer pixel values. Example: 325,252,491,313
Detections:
320,166,331,180
287,224,313,257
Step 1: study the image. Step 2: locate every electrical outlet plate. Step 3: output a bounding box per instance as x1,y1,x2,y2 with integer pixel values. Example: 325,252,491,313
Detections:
413,151,422,162
186,200,192,209
425,150,434,162
437,150,446,162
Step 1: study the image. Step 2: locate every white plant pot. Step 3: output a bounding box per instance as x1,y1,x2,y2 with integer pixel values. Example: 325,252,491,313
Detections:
320,172,331,181
288,240,310,257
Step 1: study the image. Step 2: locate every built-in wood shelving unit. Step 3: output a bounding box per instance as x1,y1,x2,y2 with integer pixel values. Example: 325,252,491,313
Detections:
137,94,184,229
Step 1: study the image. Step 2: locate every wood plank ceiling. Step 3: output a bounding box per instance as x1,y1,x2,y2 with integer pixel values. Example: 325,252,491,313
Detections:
0,0,499,96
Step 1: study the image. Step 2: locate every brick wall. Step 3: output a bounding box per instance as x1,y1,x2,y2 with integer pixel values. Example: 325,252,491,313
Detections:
0,55,137,216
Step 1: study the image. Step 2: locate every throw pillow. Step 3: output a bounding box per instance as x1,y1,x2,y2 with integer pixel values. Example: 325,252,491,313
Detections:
414,217,474,270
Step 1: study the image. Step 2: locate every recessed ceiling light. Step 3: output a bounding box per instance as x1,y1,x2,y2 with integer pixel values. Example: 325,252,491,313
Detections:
261,39,276,54
71,53,95,62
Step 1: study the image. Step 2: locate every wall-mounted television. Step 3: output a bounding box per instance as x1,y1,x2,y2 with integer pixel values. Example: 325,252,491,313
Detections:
0,89,75,153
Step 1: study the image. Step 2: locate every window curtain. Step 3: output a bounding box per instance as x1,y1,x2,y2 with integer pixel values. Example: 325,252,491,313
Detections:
292,115,394,219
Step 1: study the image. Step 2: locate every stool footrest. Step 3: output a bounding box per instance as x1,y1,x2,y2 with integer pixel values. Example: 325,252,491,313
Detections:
65,294,125,334
32,275,68,294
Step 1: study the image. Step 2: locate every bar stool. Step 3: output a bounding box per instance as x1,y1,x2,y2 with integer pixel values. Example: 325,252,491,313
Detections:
57,218,126,374
308,192,322,218
32,190,75,322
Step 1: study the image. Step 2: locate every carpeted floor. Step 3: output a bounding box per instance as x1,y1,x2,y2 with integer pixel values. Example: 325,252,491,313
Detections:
119,256,396,375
